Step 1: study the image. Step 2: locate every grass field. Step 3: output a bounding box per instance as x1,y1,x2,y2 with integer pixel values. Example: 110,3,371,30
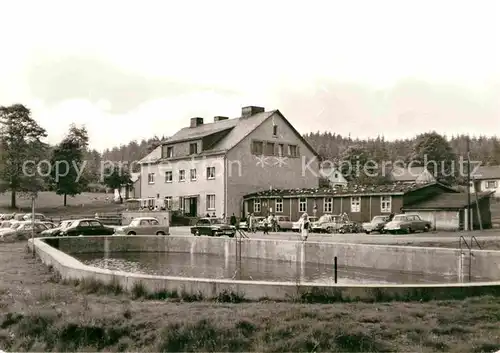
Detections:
0,192,125,216
1,243,500,352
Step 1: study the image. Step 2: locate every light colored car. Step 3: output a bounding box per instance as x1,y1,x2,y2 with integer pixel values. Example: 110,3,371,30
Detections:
0,221,48,241
311,214,343,233
41,220,74,236
23,213,47,221
292,216,318,232
240,216,265,231
274,215,293,231
115,217,169,235
384,214,432,234
362,215,390,234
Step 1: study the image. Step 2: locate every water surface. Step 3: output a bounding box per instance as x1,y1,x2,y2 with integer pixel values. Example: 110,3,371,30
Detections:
75,251,463,284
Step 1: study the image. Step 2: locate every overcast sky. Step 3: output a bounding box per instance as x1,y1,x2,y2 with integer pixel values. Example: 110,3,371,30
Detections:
1,0,499,151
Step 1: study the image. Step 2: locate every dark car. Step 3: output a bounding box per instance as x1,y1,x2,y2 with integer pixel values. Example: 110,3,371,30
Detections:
190,218,236,237
59,219,115,237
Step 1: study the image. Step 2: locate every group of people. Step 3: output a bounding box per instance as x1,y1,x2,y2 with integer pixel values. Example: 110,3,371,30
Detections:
246,212,311,241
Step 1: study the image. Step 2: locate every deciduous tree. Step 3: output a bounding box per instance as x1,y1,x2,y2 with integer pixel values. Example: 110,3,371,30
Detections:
0,104,47,208
409,131,457,185
102,165,132,204
50,124,89,206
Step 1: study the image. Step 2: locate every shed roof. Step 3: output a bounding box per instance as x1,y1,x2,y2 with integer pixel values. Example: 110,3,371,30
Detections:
471,165,500,180
243,182,455,198
402,191,494,211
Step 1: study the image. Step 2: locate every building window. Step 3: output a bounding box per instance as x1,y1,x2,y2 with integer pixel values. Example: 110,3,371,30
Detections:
189,143,198,155
179,170,185,182
162,145,174,158
278,144,284,156
299,198,307,213
380,196,392,213
273,124,278,136
265,142,275,155
164,171,172,183
324,197,333,213
351,197,361,212
486,180,498,189
288,144,298,157
148,173,155,184
254,199,261,213
190,168,197,181
252,140,264,155
206,194,215,211
334,173,338,179
164,196,172,210
206,167,215,179
275,199,283,213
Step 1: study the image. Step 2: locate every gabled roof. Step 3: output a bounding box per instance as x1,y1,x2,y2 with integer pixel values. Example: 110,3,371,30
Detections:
403,191,494,210
471,165,500,180
160,109,319,158
243,182,451,198
390,166,436,182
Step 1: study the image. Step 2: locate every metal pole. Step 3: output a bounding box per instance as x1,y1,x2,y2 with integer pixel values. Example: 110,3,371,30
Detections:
466,137,471,231
31,195,35,257
334,256,338,283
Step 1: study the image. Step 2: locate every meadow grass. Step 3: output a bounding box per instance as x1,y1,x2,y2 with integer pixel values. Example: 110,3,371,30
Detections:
0,191,123,216
1,242,500,352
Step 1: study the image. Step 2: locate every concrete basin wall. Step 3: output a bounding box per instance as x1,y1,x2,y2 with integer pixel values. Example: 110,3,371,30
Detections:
30,236,500,302
41,235,500,280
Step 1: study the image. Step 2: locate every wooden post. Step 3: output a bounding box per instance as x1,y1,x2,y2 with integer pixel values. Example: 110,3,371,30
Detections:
369,196,372,220
474,185,483,231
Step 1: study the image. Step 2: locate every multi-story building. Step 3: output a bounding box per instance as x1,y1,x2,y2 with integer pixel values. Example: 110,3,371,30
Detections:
138,106,320,219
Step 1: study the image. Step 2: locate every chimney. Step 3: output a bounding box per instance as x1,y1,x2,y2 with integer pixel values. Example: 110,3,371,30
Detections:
241,106,265,118
190,117,204,128
214,116,229,122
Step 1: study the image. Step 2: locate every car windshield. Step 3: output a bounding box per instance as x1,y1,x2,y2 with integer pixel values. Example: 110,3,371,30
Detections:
210,218,222,224
10,223,21,229
373,216,386,222
392,215,405,222
1,222,11,228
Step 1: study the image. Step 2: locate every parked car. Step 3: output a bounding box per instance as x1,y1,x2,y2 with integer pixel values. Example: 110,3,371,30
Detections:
338,221,362,234
59,219,115,237
0,214,14,221
240,216,265,231
190,218,235,237
13,213,27,221
0,221,48,242
383,214,432,234
362,215,390,234
115,217,169,235
275,215,293,231
23,213,47,221
41,221,57,229
292,216,318,232
311,214,344,233
41,220,74,237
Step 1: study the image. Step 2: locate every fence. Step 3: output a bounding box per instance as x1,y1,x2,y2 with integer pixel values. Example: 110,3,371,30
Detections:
48,212,123,226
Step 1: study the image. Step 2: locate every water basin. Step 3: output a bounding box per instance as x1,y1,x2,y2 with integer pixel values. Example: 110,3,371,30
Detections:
75,251,461,284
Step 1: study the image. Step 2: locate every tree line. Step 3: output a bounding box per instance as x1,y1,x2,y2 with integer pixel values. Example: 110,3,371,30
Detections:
1,103,499,208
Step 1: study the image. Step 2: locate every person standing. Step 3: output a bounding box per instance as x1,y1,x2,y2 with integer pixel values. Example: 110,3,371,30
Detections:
230,213,237,227
263,217,269,234
248,213,254,233
299,213,310,241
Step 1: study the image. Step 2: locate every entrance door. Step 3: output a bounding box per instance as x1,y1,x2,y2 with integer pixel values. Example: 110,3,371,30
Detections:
189,197,197,217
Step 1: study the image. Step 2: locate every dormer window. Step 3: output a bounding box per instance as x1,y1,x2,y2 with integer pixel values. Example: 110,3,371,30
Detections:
162,145,174,158
272,124,278,136
189,143,198,155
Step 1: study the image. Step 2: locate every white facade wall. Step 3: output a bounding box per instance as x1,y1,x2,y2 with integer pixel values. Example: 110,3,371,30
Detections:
469,179,500,197
411,210,460,231
140,155,226,217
